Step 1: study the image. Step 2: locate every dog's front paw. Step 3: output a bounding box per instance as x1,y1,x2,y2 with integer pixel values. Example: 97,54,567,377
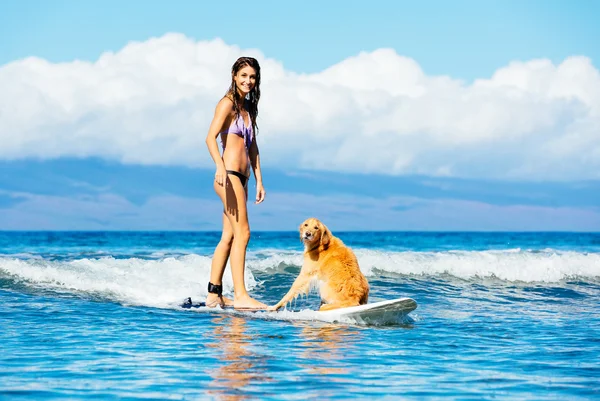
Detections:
267,304,280,312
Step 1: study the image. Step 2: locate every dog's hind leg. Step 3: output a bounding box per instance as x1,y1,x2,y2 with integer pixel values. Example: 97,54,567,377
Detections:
318,300,360,311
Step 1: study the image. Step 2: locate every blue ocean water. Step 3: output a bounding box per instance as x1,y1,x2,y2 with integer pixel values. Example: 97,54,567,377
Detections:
1,231,599,400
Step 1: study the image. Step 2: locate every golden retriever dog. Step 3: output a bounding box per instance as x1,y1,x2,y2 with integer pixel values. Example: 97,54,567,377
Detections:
269,218,369,311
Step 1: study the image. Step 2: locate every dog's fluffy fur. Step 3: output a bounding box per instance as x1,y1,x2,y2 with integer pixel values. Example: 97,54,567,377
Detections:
270,218,369,311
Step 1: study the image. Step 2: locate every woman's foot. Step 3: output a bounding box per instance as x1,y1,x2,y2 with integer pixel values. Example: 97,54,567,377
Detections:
205,293,234,308
233,294,267,310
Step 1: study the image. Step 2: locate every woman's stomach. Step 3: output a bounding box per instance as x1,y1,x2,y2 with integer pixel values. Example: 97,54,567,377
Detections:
222,145,250,176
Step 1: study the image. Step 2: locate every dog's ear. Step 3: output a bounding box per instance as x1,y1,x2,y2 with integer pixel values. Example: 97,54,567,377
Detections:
299,222,304,242
320,222,331,248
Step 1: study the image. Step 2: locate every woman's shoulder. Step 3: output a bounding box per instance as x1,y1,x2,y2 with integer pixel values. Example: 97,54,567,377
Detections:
217,95,235,108
215,96,235,114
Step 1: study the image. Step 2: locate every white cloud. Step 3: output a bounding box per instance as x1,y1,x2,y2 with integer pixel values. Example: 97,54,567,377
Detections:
1,33,599,180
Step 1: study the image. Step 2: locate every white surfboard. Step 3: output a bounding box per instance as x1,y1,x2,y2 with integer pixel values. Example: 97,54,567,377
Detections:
317,298,417,324
181,297,417,325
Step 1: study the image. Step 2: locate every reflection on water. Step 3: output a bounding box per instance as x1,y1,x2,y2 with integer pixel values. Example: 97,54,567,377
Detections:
206,316,272,401
203,315,368,400
298,323,361,377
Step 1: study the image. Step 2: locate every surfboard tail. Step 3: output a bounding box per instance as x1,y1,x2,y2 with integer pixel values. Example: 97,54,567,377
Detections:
181,297,206,309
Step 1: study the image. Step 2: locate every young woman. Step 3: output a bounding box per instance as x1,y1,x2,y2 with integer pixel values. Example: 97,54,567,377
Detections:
204,57,266,310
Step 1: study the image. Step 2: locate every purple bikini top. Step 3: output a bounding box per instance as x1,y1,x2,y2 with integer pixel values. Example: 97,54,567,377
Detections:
220,112,253,151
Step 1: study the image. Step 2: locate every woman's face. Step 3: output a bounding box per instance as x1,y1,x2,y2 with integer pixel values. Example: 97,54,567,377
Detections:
233,65,257,96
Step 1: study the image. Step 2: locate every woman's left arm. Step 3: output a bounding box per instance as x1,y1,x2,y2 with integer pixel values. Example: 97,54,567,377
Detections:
249,138,265,204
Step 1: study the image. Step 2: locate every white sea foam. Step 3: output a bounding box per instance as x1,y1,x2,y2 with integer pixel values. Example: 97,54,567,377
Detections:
1,250,598,309
0,254,257,308
248,248,600,283
356,249,600,282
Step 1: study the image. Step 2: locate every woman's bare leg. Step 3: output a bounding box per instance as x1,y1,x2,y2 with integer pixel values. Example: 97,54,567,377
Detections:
206,212,234,307
213,175,266,309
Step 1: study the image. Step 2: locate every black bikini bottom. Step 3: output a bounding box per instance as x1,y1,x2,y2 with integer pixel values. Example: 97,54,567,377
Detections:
226,170,248,187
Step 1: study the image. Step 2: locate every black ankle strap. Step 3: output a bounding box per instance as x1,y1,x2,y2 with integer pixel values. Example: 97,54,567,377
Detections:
208,282,223,296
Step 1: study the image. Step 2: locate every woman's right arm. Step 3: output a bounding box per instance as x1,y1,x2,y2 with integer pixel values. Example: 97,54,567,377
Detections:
205,98,233,187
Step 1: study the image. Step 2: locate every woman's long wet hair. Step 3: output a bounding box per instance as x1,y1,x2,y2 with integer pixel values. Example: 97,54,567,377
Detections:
226,57,261,133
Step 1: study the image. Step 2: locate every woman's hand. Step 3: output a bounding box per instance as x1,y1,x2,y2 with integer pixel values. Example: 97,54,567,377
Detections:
255,182,266,204
214,165,227,187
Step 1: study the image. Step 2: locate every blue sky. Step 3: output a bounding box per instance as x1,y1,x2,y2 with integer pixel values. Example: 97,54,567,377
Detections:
0,0,599,231
2,0,599,79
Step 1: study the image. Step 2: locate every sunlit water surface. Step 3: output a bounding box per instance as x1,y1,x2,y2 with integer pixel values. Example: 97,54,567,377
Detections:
1,231,599,400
